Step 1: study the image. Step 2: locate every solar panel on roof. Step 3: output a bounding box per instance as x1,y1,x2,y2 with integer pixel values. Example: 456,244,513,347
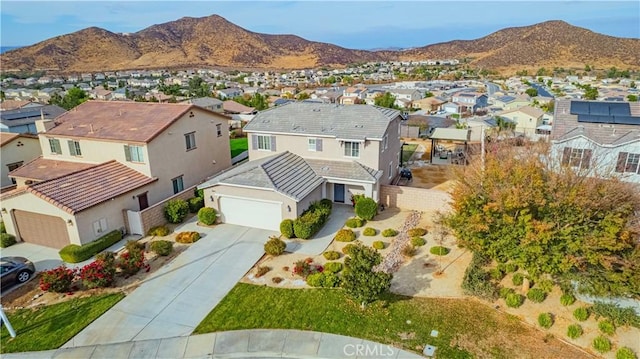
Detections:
570,101,590,115
609,103,631,116
588,102,611,116
0,110,44,121
613,116,640,125
577,114,614,124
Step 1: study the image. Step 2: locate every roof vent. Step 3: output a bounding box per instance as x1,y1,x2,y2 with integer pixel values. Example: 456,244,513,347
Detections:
313,108,321,112
355,124,364,128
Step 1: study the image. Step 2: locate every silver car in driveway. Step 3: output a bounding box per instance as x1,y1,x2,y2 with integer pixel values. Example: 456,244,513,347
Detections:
1,256,36,289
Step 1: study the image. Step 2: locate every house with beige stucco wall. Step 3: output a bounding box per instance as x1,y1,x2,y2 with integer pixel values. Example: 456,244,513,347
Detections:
497,105,545,136
198,102,402,231
0,101,231,249
0,132,41,191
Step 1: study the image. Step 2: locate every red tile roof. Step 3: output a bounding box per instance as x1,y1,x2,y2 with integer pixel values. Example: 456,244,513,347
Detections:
9,157,96,182
47,101,195,143
0,132,20,147
27,160,157,214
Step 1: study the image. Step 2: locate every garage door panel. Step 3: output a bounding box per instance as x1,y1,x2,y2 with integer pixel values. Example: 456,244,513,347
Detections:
13,210,69,249
219,197,281,231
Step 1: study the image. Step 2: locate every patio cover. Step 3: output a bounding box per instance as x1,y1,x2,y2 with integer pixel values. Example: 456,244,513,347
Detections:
430,128,470,142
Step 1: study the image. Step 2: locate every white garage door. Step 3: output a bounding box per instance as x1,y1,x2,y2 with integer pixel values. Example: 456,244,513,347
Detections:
219,197,282,231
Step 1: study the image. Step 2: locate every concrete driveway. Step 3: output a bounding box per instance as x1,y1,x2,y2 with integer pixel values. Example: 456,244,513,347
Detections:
65,221,275,347
0,242,63,272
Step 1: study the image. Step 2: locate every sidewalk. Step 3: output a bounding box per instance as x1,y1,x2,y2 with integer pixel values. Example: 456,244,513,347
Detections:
4,330,424,359
285,204,353,256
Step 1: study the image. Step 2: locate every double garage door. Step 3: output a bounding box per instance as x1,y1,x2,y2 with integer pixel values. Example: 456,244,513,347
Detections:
13,210,70,249
219,197,282,231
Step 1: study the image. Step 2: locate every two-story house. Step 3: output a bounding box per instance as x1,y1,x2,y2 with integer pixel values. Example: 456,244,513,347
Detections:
497,106,545,136
340,86,368,105
1,101,231,248
0,132,41,191
198,103,402,231
551,99,640,183
0,104,67,134
451,92,488,114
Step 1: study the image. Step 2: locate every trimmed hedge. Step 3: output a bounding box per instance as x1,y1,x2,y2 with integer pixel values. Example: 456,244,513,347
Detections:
324,262,343,273
323,251,341,260
198,207,217,226
430,246,450,255
59,230,122,263
411,237,426,247
381,228,398,237
164,199,189,223
188,196,205,213
280,219,295,238
363,227,377,236
334,229,356,242
176,231,201,244
0,221,5,233
372,241,386,250
148,225,171,237
1,233,17,248
293,200,332,239
150,240,173,256
345,217,365,228
306,272,340,288
407,227,427,237
264,236,286,256
355,197,377,220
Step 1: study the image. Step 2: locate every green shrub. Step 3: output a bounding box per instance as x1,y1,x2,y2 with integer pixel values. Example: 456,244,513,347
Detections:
538,313,554,329
593,336,612,353
537,279,554,292
616,347,638,359
194,188,204,198
512,273,524,286
334,229,356,242
505,293,524,308
489,268,505,281
125,240,145,253
499,287,515,299
567,324,583,339
293,202,332,239
505,262,518,273
354,197,377,220
147,225,171,237
599,319,616,335
342,243,357,255
324,262,343,273
197,207,217,226
188,196,205,213
345,217,365,228
164,199,190,223
39,266,76,293
175,231,200,244
363,227,377,236
323,251,341,260
430,246,450,255
573,307,590,321
527,288,547,303
280,219,295,238
372,241,385,250
381,228,398,237
407,227,427,237
0,233,16,248
411,237,426,247
264,236,286,256
591,302,640,328
59,230,122,263
307,272,340,288
150,240,173,256
402,245,417,257
0,221,5,233
320,198,333,209
559,293,576,306
461,253,499,301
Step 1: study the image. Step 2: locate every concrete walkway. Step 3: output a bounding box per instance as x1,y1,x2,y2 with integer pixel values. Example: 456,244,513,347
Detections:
65,220,276,347
285,204,354,256
5,330,424,359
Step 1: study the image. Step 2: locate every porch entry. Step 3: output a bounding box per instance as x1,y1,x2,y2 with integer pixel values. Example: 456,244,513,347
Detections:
334,183,345,203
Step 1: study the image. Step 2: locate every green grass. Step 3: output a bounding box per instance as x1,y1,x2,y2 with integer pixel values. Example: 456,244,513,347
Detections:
195,283,551,358
401,143,418,163
230,137,248,158
1,293,124,353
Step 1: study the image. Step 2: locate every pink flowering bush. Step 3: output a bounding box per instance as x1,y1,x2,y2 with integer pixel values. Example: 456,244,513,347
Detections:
40,265,76,293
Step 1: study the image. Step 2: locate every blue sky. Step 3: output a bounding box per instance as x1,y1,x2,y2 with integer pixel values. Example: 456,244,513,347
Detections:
1,1,639,49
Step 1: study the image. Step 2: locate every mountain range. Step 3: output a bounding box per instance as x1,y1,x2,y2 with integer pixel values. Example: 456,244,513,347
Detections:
1,15,638,74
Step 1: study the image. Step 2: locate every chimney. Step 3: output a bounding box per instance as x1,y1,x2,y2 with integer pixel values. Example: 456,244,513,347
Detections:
35,119,55,133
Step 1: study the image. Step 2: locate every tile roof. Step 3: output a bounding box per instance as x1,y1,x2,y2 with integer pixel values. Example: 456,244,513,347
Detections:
244,102,399,140
9,157,97,182
0,105,67,127
47,101,194,143
0,132,20,147
199,151,324,201
0,100,33,111
499,106,544,118
306,159,381,183
223,100,255,114
27,160,156,214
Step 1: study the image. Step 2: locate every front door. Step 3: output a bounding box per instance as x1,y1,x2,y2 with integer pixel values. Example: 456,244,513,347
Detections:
334,183,345,203
138,193,149,210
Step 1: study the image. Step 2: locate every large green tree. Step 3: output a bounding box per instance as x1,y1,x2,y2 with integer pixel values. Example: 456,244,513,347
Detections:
447,143,640,298
342,244,392,305
188,76,211,98
49,87,88,110
374,92,399,109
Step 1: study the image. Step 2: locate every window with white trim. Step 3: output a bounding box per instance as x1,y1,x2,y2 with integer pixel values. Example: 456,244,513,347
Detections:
343,141,360,158
172,176,184,194
616,152,640,174
184,132,196,150
561,147,592,169
308,138,317,151
257,135,272,150
49,138,62,154
68,140,82,156
124,145,145,163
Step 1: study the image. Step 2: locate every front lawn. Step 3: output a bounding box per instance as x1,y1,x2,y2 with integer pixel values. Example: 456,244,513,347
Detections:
195,283,581,358
1,293,124,353
401,143,418,163
230,137,248,158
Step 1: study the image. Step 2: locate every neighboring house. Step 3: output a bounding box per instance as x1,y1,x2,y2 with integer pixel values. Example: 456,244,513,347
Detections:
0,104,67,134
0,100,43,111
199,103,402,231
412,97,446,112
0,132,41,191
497,106,545,136
217,87,243,100
89,88,113,101
1,101,232,248
223,100,256,115
183,97,224,113
451,92,488,113
389,89,422,103
340,87,367,105
493,95,531,110
550,99,640,183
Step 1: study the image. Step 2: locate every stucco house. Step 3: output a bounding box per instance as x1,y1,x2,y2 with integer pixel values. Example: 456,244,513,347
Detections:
451,92,488,114
497,106,545,136
1,101,232,248
0,104,67,134
550,99,640,183
198,103,402,230
0,132,41,191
